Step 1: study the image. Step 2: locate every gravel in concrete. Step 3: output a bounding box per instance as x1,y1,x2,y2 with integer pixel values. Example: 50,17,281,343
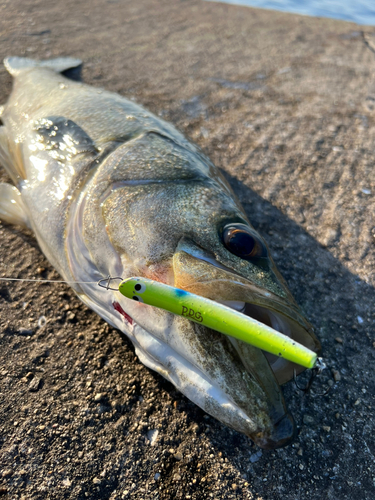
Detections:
0,0,375,498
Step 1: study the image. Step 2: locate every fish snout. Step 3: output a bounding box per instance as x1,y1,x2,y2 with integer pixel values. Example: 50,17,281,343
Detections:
252,412,295,449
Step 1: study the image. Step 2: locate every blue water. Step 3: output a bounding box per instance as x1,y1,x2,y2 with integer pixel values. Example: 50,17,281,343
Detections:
208,0,375,25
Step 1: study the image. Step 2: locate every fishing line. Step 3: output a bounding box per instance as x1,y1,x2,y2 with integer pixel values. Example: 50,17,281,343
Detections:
0,277,98,285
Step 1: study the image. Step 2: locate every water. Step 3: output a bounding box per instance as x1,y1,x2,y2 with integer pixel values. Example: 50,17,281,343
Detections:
208,0,375,26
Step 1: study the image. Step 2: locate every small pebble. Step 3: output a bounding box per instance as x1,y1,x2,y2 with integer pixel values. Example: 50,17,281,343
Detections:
303,414,314,425
78,451,84,459
297,448,303,456
66,312,76,321
231,484,238,490
335,337,343,343
2,470,12,478
154,473,161,481
62,478,72,487
92,477,101,485
332,369,341,382
94,393,105,402
354,399,360,406
147,429,159,446
19,327,33,336
323,426,331,432
249,450,262,463
200,127,209,139
174,452,183,461
29,377,42,392
299,464,304,470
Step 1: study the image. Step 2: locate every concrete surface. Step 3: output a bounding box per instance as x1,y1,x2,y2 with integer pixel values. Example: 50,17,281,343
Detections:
0,0,374,498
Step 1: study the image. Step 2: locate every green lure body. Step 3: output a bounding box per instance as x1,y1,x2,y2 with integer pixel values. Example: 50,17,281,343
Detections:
119,277,318,369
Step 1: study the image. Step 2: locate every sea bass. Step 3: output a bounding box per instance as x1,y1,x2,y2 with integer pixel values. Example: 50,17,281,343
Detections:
0,57,320,449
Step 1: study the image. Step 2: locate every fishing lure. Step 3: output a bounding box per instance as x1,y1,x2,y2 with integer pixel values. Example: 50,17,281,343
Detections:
115,277,319,369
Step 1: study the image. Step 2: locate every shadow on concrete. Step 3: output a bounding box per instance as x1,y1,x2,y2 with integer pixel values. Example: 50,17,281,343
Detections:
126,170,375,497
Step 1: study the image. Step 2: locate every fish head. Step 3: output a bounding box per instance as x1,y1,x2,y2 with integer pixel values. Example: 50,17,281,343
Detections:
98,135,321,448
172,221,321,386
168,216,320,449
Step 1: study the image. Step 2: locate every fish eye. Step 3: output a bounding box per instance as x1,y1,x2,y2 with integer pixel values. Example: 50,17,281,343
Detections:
134,282,146,294
222,223,268,260
132,295,144,303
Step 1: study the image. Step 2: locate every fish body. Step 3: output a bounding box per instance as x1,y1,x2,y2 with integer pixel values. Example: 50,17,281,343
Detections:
0,57,320,448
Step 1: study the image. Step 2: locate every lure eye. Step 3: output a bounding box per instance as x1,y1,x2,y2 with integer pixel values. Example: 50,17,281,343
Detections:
132,295,144,303
222,223,268,259
134,282,146,294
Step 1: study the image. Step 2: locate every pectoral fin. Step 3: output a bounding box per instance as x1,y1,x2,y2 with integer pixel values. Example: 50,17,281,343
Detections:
0,183,30,228
0,127,26,183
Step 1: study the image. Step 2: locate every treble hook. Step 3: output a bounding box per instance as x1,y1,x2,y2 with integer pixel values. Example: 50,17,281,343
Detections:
294,358,331,396
97,275,123,291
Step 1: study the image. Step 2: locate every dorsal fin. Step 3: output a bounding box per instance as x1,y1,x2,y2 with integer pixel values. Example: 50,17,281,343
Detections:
3,56,82,77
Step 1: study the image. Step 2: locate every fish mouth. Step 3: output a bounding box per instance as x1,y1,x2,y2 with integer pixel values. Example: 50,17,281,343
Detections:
219,299,319,385
166,239,321,447
173,241,320,385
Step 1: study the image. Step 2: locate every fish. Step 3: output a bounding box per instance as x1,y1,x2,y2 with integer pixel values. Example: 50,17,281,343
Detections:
0,57,320,449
